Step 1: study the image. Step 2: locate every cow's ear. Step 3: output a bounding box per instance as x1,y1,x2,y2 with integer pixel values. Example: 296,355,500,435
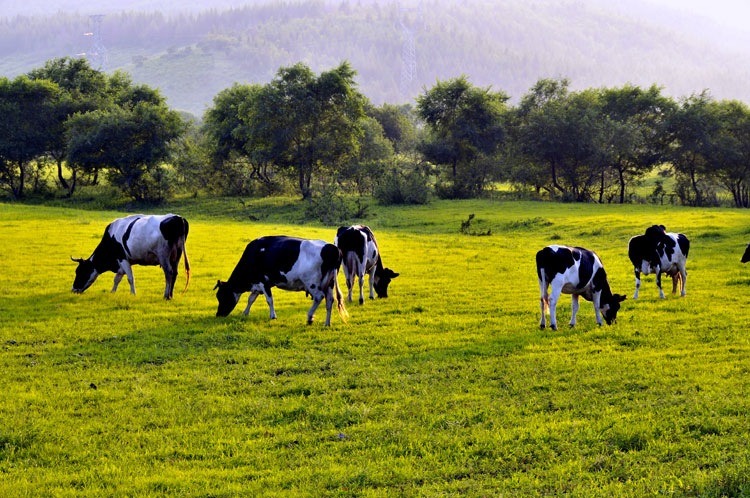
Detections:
70,256,84,263
615,294,627,302
660,225,666,231
390,271,400,278
213,280,222,291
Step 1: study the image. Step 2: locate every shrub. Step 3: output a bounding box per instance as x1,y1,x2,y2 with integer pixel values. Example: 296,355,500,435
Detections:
374,167,431,205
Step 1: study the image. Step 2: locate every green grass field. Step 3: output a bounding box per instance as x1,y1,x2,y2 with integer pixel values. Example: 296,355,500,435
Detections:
2,199,750,497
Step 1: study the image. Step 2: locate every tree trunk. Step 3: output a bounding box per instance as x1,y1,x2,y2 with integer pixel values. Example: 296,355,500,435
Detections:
57,157,69,190
15,160,25,199
599,168,605,203
67,169,78,198
618,165,626,204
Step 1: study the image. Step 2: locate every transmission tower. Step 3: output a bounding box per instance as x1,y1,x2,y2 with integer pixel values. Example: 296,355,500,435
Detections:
398,5,421,101
84,15,108,70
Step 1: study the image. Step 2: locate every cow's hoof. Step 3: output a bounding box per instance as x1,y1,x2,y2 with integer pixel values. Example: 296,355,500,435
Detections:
569,324,575,328
551,325,557,331
540,324,545,330
359,298,364,305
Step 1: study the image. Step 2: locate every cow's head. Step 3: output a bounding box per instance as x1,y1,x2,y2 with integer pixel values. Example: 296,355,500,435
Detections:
71,256,99,293
601,293,627,325
214,280,240,316
742,244,750,263
645,224,667,242
374,268,399,298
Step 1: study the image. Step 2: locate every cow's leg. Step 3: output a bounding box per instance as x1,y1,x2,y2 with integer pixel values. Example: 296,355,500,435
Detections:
671,274,679,294
593,291,603,326
263,288,276,320
548,281,563,331
633,268,641,299
111,271,125,293
324,285,335,326
121,261,136,295
358,267,365,305
162,264,172,300
242,292,260,315
344,263,354,303
569,294,579,328
679,266,687,297
368,265,376,300
539,278,548,329
306,290,325,325
656,268,666,299
169,252,181,299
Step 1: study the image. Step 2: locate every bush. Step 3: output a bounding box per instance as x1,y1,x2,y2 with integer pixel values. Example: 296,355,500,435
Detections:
304,184,369,225
374,167,431,205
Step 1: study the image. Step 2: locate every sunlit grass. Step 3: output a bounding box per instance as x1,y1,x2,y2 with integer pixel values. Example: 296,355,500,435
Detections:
1,199,750,496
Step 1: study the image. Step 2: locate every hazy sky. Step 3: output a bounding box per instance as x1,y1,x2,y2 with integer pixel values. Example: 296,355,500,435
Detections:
647,0,750,28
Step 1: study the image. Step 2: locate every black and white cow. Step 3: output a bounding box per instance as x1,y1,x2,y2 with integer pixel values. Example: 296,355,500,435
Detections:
628,225,689,299
71,214,190,299
214,236,348,326
536,245,626,330
335,225,399,304
742,244,750,263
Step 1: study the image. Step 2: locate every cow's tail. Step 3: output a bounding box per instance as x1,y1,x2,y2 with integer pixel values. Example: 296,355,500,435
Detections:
181,238,191,294
180,217,191,294
334,271,348,322
539,267,550,314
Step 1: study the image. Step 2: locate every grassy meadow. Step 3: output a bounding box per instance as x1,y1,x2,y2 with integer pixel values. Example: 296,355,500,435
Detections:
1,198,750,497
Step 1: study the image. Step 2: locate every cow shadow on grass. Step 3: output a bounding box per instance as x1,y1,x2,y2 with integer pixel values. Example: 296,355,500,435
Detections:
0,288,300,366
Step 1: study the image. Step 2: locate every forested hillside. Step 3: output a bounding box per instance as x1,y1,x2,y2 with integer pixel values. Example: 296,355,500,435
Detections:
3,0,750,116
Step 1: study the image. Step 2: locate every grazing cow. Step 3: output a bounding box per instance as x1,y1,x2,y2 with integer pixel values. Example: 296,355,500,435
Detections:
71,214,190,299
537,245,626,330
628,225,689,299
214,236,348,326
742,244,750,263
335,225,399,304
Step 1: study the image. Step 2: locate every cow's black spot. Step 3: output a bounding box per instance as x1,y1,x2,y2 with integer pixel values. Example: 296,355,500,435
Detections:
742,245,750,264
575,248,594,289
677,234,690,258
159,215,188,249
336,226,367,263
320,244,342,279
122,216,142,257
592,267,607,293
661,235,676,261
535,246,575,282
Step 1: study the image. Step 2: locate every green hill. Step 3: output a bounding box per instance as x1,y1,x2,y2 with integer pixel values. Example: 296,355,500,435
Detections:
2,1,750,115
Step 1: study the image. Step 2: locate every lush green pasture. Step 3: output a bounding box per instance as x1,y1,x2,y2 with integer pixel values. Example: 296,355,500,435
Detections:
2,199,750,497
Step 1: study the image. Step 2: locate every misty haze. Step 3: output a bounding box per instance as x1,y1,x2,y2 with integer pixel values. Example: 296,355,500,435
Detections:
2,0,749,115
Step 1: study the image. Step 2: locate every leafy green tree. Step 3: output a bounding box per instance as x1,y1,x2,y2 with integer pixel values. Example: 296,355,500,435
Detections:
416,76,508,198
0,76,60,199
665,92,721,206
338,116,394,195
708,100,750,207
515,79,609,201
367,103,417,154
599,84,674,203
201,83,275,195
248,62,366,199
66,100,184,202
27,57,108,196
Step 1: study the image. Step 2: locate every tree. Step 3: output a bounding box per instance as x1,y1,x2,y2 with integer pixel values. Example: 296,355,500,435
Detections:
515,79,609,202
27,57,108,196
665,92,721,207
66,101,184,202
599,84,674,203
0,76,59,199
201,83,275,195
248,62,366,199
367,103,417,154
416,76,507,198
708,100,750,208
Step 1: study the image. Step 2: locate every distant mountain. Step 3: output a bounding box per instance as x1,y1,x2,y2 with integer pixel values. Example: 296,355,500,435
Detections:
2,0,749,116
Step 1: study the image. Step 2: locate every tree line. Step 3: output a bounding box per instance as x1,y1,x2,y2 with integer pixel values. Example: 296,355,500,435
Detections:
2,57,750,212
